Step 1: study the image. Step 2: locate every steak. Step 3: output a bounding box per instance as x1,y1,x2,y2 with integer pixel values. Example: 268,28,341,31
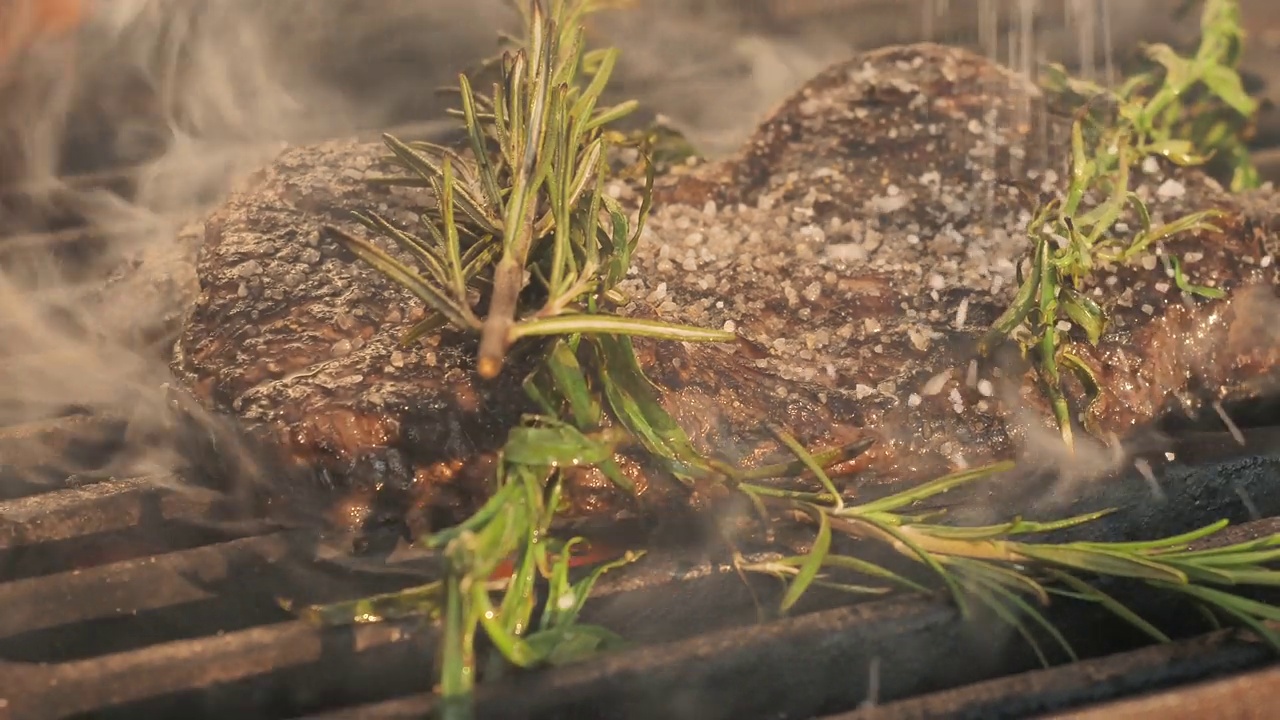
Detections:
170,43,1280,538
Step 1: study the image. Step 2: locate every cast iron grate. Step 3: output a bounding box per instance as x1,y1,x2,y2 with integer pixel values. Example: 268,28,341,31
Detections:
0,381,1279,720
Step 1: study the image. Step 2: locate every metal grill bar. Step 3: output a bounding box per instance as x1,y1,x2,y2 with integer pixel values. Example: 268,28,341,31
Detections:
1042,662,1280,720
836,630,1274,720
0,474,227,548
2,619,434,720
0,534,294,638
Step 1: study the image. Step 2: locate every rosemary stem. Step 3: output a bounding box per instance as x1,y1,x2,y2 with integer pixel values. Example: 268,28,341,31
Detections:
478,258,525,378
739,484,839,504
438,571,476,720
825,514,1028,563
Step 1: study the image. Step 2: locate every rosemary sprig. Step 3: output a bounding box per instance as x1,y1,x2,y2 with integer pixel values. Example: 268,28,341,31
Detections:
1048,0,1258,191
287,3,1280,719
327,0,731,380
742,437,1280,662
983,0,1257,448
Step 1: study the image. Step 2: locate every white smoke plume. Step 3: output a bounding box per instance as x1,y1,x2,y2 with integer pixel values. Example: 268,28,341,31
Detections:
0,0,1193,490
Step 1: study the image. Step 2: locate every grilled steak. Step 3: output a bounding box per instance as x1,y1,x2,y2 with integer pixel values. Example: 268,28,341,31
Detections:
171,43,1280,537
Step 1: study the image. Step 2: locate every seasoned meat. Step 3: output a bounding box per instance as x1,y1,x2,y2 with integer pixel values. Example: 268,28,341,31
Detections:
639,43,1280,477
170,43,1280,536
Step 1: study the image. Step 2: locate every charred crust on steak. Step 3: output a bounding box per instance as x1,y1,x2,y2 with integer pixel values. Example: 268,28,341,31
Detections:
171,43,1280,535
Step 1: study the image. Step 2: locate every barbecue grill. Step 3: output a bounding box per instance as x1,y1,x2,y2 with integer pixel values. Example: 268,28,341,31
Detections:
4,2,1280,719
1,405,1280,719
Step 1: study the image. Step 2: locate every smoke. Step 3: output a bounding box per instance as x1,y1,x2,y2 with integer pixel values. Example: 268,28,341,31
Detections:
0,1,1202,495
0,0,840,490
0,0,521,488
0,0,1236,709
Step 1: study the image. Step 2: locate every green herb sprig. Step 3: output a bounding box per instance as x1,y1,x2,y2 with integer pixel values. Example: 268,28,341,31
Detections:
983,0,1258,448
1050,0,1259,191
326,0,733,379
740,442,1280,666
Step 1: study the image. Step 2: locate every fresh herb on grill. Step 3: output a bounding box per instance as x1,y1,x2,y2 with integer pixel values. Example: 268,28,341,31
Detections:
323,0,733,380
289,2,1280,719
1058,0,1259,193
981,0,1258,449
740,448,1280,666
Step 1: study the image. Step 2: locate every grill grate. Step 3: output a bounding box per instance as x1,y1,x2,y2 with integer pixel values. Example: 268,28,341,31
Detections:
0,412,1277,718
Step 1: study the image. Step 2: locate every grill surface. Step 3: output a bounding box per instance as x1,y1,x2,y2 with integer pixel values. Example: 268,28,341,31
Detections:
3,2,1280,719
0,413,1278,719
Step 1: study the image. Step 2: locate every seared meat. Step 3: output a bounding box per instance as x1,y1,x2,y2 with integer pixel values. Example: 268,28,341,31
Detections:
639,43,1280,477
171,43,1280,535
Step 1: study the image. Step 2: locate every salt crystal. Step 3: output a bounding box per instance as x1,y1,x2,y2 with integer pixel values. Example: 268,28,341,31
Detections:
1156,179,1186,200
870,194,908,214
827,243,867,263
954,298,969,329
922,370,951,396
